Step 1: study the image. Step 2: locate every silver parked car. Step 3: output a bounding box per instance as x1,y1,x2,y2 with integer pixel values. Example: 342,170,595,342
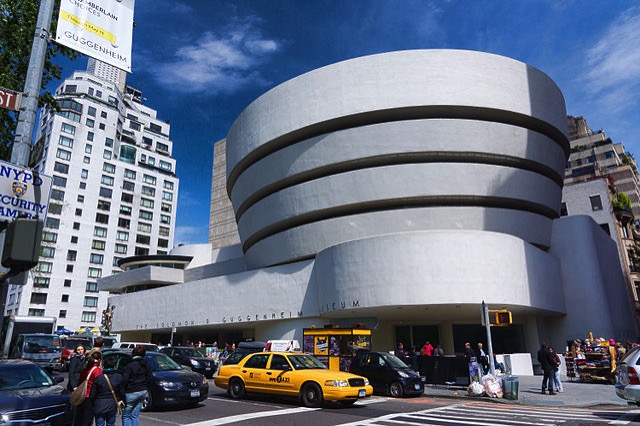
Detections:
615,346,640,404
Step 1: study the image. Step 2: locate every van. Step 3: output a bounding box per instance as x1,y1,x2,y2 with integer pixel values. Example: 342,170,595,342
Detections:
112,342,159,352
10,334,62,371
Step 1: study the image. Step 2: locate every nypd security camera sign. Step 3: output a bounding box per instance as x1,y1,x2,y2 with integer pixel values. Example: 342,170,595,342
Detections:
0,160,52,222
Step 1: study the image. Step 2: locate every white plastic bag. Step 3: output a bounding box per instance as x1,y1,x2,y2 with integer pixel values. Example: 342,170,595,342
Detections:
467,381,485,396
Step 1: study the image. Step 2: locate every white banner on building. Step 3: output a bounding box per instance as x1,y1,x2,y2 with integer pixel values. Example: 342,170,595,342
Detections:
55,0,135,73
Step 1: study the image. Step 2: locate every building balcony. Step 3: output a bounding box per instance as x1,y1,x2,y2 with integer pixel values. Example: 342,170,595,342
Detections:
615,206,634,225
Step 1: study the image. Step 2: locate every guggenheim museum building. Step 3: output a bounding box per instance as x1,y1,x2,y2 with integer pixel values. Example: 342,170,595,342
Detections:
100,50,637,355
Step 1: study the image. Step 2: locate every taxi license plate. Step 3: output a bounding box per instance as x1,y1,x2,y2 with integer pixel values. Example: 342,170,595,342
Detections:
190,390,200,398
358,389,366,398
414,384,421,390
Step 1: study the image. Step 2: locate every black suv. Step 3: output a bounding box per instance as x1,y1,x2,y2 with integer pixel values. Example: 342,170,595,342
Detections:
159,346,216,378
349,351,424,397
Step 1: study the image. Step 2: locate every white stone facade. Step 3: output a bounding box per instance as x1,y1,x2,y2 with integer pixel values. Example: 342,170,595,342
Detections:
103,50,637,354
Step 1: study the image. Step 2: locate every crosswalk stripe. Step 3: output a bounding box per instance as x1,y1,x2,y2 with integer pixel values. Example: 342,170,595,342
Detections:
182,407,319,426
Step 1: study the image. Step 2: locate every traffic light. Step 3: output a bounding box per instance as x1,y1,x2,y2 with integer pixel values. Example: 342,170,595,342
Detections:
2,218,43,274
489,309,512,326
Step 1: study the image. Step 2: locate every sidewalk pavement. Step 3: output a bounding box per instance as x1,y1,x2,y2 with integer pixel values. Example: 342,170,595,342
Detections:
424,375,629,408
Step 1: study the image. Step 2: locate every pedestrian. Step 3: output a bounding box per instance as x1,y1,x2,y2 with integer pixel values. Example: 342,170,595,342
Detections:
86,336,104,362
122,345,153,426
433,344,444,357
537,343,556,395
549,346,563,392
422,341,434,356
475,343,489,375
463,342,476,364
67,345,86,392
90,355,123,426
394,342,407,359
74,351,102,426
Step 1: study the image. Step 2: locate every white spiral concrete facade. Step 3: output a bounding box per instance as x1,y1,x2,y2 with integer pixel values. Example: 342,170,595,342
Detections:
226,50,569,268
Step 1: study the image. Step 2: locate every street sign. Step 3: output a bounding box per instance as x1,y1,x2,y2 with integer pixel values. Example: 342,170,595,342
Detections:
0,160,52,222
0,87,22,111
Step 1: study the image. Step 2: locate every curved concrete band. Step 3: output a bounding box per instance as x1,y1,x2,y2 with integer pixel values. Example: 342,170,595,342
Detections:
226,49,568,268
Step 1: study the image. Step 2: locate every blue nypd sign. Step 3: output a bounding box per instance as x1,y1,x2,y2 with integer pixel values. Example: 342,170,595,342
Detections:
0,160,52,221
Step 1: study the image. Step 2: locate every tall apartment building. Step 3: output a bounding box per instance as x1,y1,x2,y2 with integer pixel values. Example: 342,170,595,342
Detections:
2,61,179,332
563,115,640,321
565,115,640,217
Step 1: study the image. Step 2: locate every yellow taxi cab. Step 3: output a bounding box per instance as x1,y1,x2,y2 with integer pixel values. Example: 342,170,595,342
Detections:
214,351,373,407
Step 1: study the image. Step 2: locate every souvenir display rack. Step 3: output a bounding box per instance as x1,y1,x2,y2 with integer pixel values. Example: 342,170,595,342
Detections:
575,345,614,384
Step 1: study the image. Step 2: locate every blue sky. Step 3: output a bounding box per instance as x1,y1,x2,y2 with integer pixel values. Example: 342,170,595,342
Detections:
52,0,640,245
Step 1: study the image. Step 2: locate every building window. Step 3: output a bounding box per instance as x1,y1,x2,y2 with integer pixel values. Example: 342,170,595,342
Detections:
136,235,151,245
61,294,69,302
81,311,96,323
124,169,136,179
71,236,78,244
119,145,136,164
560,202,568,216
54,162,69,174
143,174,156,185
59,310,67,318
116,231,129,241
28,309,45,317
101,175,114,186
121,193,133,203
89,254,104,265
42,232,57,243
64,279,72,287
103,163,116,173
56,148,71,160
75,208,82,216
160,214,171,225
92,240,106,251
41,246,55,258
30,293,47,304
137,222,151,233
51,189,64,201
162,191,173,201
79,182,86,190
34,277,50,288
87,131,94,141
77,195,84,203
73,222,80,230
49,203,63,214
99,187,112,198
94,226,107,238
103,149,111,159
159,160,172,171
97,200,111,211
52,176,67,187
88,268,102,278
45,217,60,229
101,111,107,119
164,180,174,190
66,264,74,273
34,261,52,273
87,106,96,117
135,247,149,256
140,198,154,208
96,213,109,224
158,239,169,248
120,205,132,215
67,250,77,261
159,226,170,237
123,181,135,191
139,210,153,221
83,156,90,164
590,195,603,211
115,244,128,254
105,137,113,147
118,218,130,229
85,144,92,153
161,203,172,213
59,135,73,148
157,142,169,152
61,123,76,135
141,186,155,197
86,118,95,127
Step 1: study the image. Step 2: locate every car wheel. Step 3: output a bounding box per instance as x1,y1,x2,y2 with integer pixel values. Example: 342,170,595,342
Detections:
142,392,152,411
300,383,323,408
228,378,246,399
389,381,404,397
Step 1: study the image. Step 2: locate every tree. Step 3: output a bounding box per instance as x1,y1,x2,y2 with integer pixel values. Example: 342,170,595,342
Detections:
0,0,78,160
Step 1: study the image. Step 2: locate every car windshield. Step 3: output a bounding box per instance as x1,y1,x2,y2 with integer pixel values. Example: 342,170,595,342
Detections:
181,348,205,357
0,364,54,390
287,355,327,370
381,353,410,368
143,344,160,352
620,346,640,364
146,353,182,371
23,336,61,353
102,337,117,348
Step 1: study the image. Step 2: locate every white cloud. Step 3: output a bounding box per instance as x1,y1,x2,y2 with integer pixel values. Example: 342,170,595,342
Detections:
174,225,208,245
583,7,640,99
148,20,280,94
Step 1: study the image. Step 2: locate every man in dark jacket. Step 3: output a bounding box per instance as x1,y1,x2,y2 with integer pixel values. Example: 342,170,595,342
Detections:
537,343,556,395
122,346,153,425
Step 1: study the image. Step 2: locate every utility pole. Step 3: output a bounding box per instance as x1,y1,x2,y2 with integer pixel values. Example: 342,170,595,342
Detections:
10,0,55,167
1,0,55,350
482,301,496,376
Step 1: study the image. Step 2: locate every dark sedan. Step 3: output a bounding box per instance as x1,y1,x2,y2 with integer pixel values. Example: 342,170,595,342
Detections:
102,351,208,411
0,359,73,425
160,347,216,378
349,351,424,397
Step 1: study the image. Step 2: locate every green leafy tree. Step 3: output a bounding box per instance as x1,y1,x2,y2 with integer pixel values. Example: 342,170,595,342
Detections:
0,0,78,160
